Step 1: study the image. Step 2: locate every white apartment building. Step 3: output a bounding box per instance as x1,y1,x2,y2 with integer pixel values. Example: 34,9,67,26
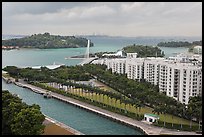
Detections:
92,55,202,104
127,53,138,58
144,57,164,85
126,58,144,81
106,58,126,74
164,62,202,104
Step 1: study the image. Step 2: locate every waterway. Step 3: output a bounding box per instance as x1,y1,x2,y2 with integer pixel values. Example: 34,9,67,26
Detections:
2,79,144,135
2,36,200,68
2,36,200,135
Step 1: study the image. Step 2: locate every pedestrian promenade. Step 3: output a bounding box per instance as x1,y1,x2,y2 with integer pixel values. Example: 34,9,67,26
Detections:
2,76,200,135
50,92,199,135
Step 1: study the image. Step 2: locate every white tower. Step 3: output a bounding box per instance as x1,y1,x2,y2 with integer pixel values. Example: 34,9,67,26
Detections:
87,39,90,59
84,39,90,59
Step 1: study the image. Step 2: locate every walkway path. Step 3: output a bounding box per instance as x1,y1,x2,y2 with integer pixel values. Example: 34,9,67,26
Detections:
49,92,199,135
3,76,200,135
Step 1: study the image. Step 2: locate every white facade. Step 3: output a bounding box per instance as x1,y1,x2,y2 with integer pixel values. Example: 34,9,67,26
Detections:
127,53,137,58
92,56,202,105
106,58,126,74
126,58,144,81
144,58,164,85
102,50,126,57
193,46,202,54
144,113,159,123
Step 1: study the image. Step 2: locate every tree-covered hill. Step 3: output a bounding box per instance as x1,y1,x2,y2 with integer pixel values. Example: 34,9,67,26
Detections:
123,44,165,57
2,32,94,49
157,40,202,47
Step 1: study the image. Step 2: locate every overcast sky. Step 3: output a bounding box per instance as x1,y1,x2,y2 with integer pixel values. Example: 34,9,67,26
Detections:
2,2,202,37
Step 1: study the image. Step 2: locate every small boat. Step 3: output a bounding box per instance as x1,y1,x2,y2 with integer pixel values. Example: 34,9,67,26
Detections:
43,91,52,98
6,79,13,84
13,93,20,98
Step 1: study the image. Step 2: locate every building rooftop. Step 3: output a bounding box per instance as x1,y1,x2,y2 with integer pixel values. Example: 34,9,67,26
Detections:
144,113,159,118
32,64,64,70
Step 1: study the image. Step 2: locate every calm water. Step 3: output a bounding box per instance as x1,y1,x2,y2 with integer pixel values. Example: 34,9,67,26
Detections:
2,36,197,68
1,36,200,135
2,79,143,135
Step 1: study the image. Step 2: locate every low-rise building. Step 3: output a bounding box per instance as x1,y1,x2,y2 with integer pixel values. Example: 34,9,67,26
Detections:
144,113,159,123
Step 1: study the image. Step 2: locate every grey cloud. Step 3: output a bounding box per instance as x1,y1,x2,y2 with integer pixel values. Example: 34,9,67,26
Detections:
3,2,94,15
2,2,202,37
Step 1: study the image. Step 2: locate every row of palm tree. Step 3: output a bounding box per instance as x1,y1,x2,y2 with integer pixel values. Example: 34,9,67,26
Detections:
4,65,202,129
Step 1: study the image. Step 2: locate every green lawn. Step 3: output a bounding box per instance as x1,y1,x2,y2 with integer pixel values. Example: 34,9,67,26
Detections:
94,80,121,95
2,73,11,78
44,83,199,126
70,88,198,125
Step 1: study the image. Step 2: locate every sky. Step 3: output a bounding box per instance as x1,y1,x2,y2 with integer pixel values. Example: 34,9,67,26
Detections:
2,2,202,37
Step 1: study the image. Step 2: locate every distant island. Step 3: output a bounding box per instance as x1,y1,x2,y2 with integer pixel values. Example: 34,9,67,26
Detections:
94,44,165,58
157,40,202,47
2,32,94,49
157,40,202,53
123,44,165,57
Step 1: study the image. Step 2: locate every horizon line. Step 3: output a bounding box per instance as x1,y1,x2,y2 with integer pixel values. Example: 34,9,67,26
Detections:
2,33,202,38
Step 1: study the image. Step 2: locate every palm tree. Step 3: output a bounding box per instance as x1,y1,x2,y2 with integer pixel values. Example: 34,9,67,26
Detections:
77,87,79,96
109,96,113,108
187,106,193,129
106,94,110,107
169,105,176,127
198,108,202,130
80,88,82,97
114,98,117,111
136,100,142,113
157,104,167,127
133,99,139,117
124,99,129,114
152,106,161,124
102,94,105,105
88,90,91,100
178,107,186,129
91,91,94,101
163,109,168,127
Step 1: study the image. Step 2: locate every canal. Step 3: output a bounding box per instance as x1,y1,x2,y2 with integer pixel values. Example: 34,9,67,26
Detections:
2,79,144,135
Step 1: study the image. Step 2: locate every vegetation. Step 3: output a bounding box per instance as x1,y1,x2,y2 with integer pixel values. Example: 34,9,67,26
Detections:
187,96,202,130
3,65,91,82
3,64,202,131
123,44,165,57
157,40,202,53
94,51,116,58
94,44,165,58
2,90,45,135
157,40,202,49
2,32,94,49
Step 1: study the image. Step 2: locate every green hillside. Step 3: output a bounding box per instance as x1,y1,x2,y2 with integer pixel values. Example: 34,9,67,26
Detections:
2,32,94,49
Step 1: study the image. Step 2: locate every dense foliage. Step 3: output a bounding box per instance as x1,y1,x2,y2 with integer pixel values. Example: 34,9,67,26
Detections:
187,96,202,128
94,51,116,58
3,64,202,128
2,90,45,135
2,32,94,49
157,40,202,47
123,44,165,57
3,66,91,82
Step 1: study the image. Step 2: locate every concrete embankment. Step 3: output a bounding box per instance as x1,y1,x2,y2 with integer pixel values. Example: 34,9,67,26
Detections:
50,93,147,135
43,114,84,135
2,76,199,135
2,76,147,134
2,76,83,135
